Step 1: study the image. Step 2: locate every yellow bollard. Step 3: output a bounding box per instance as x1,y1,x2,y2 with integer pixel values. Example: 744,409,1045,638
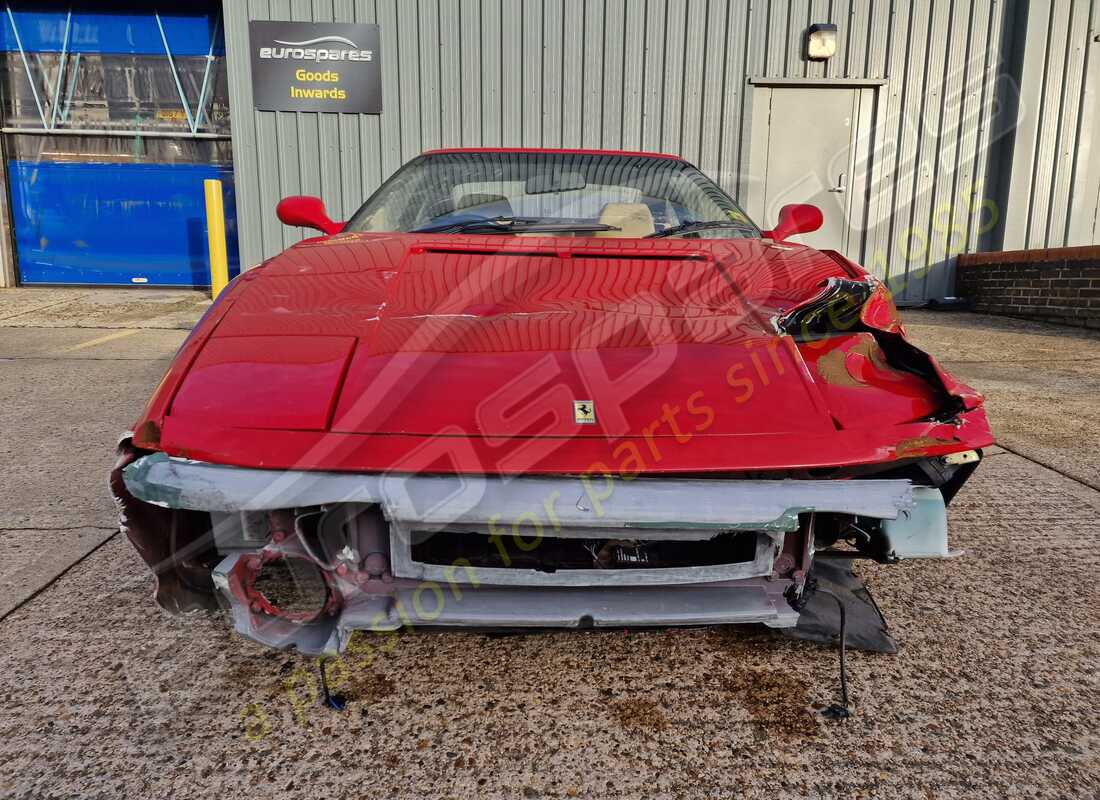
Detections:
203,178,230,300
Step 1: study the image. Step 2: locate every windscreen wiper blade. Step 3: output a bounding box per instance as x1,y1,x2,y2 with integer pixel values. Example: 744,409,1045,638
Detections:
413,216,621,234
413,216,540,233
646,220,755,238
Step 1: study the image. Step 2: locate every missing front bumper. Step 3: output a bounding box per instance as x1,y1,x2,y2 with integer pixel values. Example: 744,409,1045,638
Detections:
213,551,799,654
117,447,960,654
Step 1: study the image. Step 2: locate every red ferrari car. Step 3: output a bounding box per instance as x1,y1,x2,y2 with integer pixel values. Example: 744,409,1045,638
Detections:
112,148,992,659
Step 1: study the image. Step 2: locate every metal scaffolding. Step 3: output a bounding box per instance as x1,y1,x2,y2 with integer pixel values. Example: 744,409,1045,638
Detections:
3,4,226,138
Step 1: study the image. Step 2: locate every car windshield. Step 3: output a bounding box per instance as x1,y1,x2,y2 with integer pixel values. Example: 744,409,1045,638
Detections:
345,151,761,239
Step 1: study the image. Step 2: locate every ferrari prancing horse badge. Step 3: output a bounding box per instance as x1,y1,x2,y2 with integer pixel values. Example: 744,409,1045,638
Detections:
573,400,596,425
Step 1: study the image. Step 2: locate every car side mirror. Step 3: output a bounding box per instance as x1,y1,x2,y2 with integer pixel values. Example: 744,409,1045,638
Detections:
276,196,344,236
763,203,823,242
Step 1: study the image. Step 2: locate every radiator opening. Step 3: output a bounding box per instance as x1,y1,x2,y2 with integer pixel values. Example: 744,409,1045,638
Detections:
409,530,758,572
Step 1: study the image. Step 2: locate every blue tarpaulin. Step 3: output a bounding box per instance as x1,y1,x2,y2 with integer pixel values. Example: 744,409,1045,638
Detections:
0,6,223,55
9,160,240,286
2,3,238,287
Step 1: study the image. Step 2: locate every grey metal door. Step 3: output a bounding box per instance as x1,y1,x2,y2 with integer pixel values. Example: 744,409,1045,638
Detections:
748,84,875,258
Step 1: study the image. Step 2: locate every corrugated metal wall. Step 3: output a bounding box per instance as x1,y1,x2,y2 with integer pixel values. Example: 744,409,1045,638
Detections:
998,0,1100,252
224,0,1099,302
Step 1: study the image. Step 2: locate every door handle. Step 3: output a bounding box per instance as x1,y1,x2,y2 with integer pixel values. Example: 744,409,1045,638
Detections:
828,172,847,193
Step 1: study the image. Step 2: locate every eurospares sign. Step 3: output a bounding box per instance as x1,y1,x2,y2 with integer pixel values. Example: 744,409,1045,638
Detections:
249,21,382,113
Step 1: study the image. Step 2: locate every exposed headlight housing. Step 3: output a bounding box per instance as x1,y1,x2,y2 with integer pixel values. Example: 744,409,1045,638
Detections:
777,278,901,342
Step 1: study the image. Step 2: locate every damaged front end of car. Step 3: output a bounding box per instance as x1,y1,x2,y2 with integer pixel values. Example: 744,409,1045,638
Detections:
109,228,994,661
112,436,980,656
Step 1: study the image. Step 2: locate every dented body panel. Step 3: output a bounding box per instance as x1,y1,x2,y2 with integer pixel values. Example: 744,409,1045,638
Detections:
112,149,993,653
129,234,991,474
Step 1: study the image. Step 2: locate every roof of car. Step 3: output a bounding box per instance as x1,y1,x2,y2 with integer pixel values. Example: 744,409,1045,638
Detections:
421,147,683,160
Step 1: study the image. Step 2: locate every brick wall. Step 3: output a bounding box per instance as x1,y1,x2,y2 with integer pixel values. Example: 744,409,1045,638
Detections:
955,245,1100,329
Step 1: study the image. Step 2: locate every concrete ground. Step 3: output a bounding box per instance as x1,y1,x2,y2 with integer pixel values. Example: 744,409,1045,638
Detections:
0,291,1097,799
0,286,212,330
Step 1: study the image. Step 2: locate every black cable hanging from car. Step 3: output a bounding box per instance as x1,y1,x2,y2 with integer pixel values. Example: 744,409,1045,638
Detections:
815,585,851,721
318,657,347,711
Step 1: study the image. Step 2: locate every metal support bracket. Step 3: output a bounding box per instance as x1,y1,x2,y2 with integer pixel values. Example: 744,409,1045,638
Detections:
5,4,49,129
154,8,223,134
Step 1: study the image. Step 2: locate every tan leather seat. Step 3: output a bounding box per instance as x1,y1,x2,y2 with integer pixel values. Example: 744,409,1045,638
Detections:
594,203,655,238
457,193,513,216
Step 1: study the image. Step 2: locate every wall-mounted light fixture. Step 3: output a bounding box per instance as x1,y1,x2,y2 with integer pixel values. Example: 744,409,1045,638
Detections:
806,23,838,60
